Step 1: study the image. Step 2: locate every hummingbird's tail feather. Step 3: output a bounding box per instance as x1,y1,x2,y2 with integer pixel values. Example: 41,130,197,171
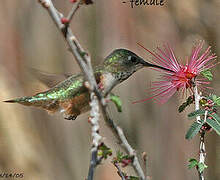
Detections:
4,99,17,103
4,97,36,106
5,96,60,114
4,95,59,112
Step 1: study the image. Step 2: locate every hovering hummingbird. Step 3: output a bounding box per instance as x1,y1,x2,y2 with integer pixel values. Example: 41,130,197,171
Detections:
4,49,172,120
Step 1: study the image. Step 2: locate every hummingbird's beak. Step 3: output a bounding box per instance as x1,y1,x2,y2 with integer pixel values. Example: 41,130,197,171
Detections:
139,58,175,73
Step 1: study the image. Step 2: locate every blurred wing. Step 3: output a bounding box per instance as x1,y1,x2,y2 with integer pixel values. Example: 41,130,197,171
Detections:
30,68,73,88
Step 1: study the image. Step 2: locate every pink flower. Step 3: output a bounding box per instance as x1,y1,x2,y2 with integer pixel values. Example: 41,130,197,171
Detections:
135,41,217,104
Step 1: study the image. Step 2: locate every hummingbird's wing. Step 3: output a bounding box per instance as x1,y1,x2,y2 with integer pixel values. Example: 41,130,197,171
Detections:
4,73,86,115
30,68,73,88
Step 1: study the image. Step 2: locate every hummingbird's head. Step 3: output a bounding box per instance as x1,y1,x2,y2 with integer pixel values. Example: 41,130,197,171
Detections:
103,49,155,82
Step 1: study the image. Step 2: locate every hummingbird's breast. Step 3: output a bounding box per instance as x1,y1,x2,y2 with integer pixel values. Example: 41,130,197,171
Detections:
99,72,118,96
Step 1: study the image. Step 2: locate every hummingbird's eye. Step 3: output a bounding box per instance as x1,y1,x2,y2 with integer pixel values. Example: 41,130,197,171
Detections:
128,56,137,63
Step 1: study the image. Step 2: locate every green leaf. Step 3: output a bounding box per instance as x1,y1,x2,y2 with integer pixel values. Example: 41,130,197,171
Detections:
114,151,132,164
201,69,213,81
197,162,208,173
116,151,123,160
98,143,112,159
79,51,87,57
214,97,220,106
178,102,188,113
185,121,204,140
188,158,198,169
178,96,194,113
209,94,220,107
129,176,139,180
212,94,217,101
206,118,220,136
209,113,220,125
114,151,124,163
188,110,205,119
110,94,122,112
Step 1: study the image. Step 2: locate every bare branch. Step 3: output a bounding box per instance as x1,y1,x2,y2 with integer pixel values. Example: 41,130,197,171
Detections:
198,130,206,180
87,92,102,180
37,1,145,180
67,0,81,23
193,83,206,180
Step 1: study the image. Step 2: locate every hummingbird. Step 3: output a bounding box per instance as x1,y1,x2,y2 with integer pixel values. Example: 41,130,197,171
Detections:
4,49,172,120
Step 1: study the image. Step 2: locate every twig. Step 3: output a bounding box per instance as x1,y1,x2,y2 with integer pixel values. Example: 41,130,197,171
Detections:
37,1,146,180
193,83,206,180
67,0,81,23
62,0,81,36
114,163,126,180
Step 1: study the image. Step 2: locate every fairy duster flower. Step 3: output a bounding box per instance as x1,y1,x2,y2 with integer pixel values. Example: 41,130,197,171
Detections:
136,41,217,104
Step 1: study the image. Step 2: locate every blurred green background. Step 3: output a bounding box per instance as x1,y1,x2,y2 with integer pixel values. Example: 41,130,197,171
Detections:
0,0,220,179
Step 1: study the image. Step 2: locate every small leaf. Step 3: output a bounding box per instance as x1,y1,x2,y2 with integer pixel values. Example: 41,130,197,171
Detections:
129,176,140,180
197,162,208,173
178,96,194,113
98,143,112,159
110,94,122,112
212,94,217,101
214,97,220,106
188,158,198,169
188,110,205,119
186,121,204,140
79,51,87,57
178,102,187,113
114,151,124,163
209,113,220,125
206,118,220,136
201,69,213,81
114,151,132,164
116,151,123,160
